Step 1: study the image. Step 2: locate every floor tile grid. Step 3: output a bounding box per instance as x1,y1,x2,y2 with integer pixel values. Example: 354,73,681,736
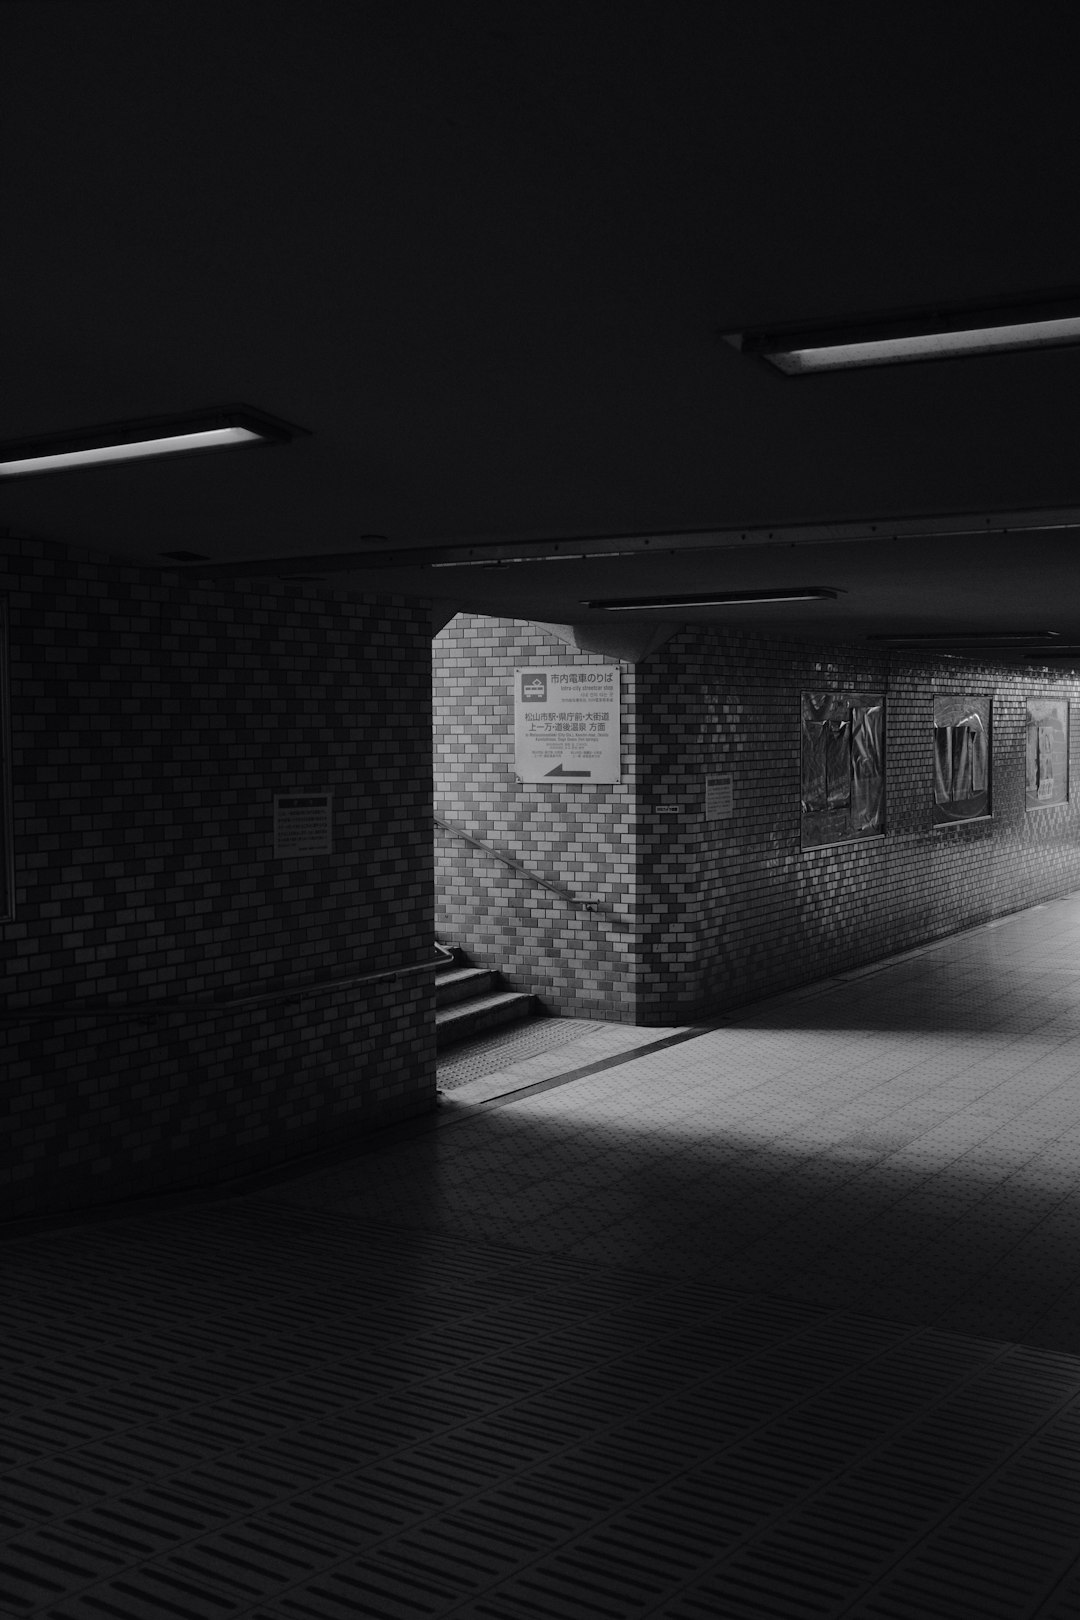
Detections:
10,894,1080,1613
4,1289,1075,1620
656,1362,1080,1620
245,1313,1080,1620
1,1212,678,1614
263,1097,1080,1307
268,1015,1080,1345
198,1300,951,1617
665,1345,1080,1620
558,1025,1077,1147
433,1078,1073,1235
249,1302,931,1618
0,1205,1062,1620
0,1217,916,1618
0,1218,777,1509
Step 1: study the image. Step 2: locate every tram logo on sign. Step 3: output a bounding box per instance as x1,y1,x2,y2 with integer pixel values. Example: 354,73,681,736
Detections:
521,674,547,702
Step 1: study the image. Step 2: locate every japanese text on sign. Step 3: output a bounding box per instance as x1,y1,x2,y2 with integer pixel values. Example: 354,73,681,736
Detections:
514,667,621,783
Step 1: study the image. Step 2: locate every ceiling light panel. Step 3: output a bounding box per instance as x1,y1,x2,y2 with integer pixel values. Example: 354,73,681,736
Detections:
0,405,306,477
726,290,1080,375
869,630,1060,645
583,588,839,610
773,317,1080,374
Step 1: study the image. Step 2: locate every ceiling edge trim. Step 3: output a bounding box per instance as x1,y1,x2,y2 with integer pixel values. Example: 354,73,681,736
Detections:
142,502,1080,578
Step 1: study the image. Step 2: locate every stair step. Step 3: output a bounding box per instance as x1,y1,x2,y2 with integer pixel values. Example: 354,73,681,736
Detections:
436,990,537,1047
436,966,501,1008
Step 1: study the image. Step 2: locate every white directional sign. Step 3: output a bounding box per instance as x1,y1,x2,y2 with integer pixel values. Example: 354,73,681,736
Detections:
514,666,621,784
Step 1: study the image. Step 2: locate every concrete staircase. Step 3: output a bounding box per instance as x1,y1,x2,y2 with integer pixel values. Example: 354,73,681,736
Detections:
436,946,537,1048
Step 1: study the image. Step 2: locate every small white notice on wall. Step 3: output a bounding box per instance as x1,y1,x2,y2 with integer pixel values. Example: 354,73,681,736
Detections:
274,792,333,857
515,666,621,784
706,774,734,821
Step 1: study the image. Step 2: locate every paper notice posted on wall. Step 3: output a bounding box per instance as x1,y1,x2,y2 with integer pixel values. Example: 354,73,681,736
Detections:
706,774,734,821
274,792,333,857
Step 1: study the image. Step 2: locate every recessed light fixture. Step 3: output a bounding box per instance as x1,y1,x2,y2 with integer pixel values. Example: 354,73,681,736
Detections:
724,289,1080,374
869,630,1061,646
432,549,643,569
582,587,839,610
0,405,307,477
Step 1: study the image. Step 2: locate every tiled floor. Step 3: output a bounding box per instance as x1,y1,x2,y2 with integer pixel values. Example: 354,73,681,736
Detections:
8,897,1080,1615
437,1017,693,1102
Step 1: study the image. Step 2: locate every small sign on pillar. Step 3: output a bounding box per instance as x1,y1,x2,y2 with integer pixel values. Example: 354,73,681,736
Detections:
274,792,333,857
705,774,734,822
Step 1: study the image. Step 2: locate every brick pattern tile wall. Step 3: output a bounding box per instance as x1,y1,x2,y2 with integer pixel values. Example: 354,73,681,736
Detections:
437,615,1080,1028
0,539,434,1219
636,626,1080,1022
434,615,642,1020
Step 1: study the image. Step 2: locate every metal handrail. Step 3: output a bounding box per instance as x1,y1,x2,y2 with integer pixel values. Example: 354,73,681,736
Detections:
435,814,629,923
0,956,436,1024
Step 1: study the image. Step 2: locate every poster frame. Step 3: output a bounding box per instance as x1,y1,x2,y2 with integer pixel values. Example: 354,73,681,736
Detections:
800,690,887,852
932,693,993,829
1025,695,1069,812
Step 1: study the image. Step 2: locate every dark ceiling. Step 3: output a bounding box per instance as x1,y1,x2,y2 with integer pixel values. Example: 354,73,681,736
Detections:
6,2,1080,643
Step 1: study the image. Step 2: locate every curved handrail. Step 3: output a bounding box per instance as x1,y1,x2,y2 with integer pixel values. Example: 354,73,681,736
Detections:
0,956,435,1024
435,814,629,924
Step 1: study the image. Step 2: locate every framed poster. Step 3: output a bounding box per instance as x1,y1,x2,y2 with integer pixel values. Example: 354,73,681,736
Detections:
801,691,885,849
933,694,991,826
1026,697,1069,810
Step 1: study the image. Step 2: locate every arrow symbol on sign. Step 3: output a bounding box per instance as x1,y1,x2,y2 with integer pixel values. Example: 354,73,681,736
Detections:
545,763,591,777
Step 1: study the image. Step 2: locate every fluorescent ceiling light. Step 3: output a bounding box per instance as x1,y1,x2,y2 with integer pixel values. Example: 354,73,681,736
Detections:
763,318,1080,374
870,630,1060,645
431,550,640,568
0,427,260,476
724,289,1080,374
583,588,838,610
0,405,306,477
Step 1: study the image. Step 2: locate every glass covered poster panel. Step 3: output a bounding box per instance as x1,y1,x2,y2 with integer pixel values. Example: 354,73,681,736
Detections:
801,691,885,849
933,694,991,826
1026,696,1069,810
